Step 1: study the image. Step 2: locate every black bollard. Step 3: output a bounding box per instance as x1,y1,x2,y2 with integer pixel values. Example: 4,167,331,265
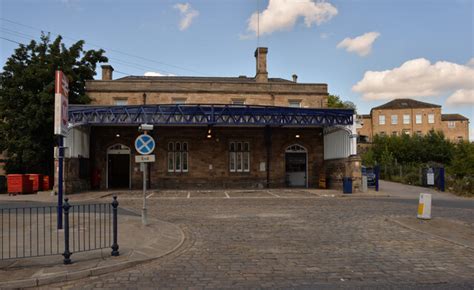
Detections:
62,198,72,264
111,196,120,256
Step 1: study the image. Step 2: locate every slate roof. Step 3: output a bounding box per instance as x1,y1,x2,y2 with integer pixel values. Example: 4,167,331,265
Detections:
441,114,469,121
372,99,441,110
115,75,295,83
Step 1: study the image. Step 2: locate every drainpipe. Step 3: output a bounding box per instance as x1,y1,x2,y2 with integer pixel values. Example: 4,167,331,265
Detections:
264,126,272,188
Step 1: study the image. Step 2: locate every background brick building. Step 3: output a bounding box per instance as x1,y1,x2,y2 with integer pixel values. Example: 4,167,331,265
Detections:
357,99,470,143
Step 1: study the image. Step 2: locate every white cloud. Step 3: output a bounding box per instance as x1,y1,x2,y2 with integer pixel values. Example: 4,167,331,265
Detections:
467,57,474,67
337,32,380,57
353,58,474,100
246,0,337,36
320,32,331,39
173,3,199,31
144,72,176,77
446,89,474,105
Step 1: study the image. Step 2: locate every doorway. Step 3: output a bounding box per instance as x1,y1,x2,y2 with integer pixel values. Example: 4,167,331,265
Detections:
106,144,131,189
285,144,308,187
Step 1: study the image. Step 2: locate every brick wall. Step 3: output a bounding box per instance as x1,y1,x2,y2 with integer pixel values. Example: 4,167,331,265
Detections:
89,126,325,190
441,119,470,142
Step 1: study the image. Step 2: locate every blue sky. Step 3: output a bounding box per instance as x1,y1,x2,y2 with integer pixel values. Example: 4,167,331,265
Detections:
1,0,473,139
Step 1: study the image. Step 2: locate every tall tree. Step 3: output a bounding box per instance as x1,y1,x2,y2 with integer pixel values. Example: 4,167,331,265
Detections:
0,34,107,175
328,94,357,111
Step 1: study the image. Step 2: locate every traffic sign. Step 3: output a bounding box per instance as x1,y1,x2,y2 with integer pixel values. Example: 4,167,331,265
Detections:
135,155,155,163
135,134,155,155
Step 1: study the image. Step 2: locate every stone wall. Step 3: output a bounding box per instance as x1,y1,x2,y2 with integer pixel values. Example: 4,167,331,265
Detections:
90,126,325,190
324,155,362,193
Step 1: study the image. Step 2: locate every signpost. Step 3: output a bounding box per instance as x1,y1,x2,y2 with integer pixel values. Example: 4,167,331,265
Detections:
135,130,155,226
54,71,69,229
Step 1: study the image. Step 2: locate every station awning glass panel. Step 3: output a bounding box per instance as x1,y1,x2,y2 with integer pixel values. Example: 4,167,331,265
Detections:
69,104,354,127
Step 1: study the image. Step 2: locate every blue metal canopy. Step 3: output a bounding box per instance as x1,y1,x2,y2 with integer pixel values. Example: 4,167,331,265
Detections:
69,104,353,127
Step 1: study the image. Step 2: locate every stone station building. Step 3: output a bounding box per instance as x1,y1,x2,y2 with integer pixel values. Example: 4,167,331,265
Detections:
62,48,360,193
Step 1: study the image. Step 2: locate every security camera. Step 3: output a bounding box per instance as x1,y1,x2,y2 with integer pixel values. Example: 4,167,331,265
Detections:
138,124,154,131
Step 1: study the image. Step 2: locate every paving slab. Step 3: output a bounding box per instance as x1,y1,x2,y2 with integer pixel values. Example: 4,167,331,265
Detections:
0,212,184,288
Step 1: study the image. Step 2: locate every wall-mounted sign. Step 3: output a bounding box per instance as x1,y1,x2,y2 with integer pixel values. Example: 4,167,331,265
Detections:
54,71,69,136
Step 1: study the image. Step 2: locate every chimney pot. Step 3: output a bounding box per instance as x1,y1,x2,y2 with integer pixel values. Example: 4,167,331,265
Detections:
254,47,268,83
101,65,114,81
292,74,298,83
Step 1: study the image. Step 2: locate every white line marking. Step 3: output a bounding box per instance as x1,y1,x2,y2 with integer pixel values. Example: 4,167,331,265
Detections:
187,192,190,199
267,191,280,197
225,192,230,198
146,192,155,199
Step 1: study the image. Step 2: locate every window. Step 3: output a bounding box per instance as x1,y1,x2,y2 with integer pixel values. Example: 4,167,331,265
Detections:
448,121,456,128
457,136,463,142
416,131,422,136
428,113,435,124
402,129,410,135
391,115,398,125
167,141,188,172
392,131,398,136
379,115,386,125
416,114,422,124
379,131,386,136
172,98,187,104
232,99,246,105
114,99,128,106
288,100,301,108
229,141,250,172
403,114,410,124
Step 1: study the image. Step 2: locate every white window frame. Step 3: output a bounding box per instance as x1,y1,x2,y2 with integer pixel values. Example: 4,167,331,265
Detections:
379,115,386,125
415,114,422,124
288,100,301,108
403,114,410,124
448,121,456,128
167,141,188,173
428,113,435,124
172,98,187,104
114,99,128,106
231,99,246,105
391,115,398,125
229,141,250,172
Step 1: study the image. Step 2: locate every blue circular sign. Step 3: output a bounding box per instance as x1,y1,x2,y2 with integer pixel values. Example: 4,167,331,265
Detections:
135,134,155,155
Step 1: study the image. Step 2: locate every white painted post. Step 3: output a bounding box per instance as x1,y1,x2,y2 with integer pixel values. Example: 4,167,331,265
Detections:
417,193,432,220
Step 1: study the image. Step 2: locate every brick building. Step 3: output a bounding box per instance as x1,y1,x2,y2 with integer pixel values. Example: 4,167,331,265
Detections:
61,48,360,193
357,99,470,143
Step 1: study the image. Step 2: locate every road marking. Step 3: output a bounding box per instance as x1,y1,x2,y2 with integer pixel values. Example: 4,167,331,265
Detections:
146,192,155,199
224,192,230,198
187,192,190,199
267,191,280,197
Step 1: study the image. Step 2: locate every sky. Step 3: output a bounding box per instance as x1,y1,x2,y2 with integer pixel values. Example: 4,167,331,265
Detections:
1,0,473,139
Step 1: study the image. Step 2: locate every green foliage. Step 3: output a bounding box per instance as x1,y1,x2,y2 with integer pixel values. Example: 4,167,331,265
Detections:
0,33,107,174
448,141,474,179
328,94,357,111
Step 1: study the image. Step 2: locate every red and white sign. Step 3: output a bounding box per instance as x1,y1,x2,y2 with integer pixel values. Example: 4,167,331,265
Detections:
54,71,69,136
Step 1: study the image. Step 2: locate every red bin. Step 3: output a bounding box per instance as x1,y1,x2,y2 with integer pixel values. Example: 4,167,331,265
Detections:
7,174,33,194
26,174,43,192
42,175,51,190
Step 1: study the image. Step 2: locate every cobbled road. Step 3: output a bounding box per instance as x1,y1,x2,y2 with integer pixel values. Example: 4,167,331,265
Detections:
45,192,474,289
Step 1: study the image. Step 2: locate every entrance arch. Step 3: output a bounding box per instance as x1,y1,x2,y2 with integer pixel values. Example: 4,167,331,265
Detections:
106,144,131,189
285,144,308,188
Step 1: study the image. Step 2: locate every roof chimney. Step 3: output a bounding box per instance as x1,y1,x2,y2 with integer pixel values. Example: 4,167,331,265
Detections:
101,65,114,80
254,47,268,83
292,74,298,83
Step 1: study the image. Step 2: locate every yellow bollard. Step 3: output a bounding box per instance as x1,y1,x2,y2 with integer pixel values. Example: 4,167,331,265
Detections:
417,193,432,220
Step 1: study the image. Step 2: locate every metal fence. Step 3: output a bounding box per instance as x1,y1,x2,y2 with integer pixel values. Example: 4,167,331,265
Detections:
0,196,119,264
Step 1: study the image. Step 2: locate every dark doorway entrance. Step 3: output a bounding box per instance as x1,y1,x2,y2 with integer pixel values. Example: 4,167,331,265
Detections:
108,154,130,188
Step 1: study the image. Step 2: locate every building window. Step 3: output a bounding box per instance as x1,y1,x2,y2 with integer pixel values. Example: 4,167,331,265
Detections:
288,100,301,108
416,114,422,124
379,131,386,136
392,131,398,136
229,141,250,172
428,113,435,124
457,136,463,142
391,115,398,125
403,114,410,124
172,98,187,104
232,99,246,105
379,115,386,125
114,99,128,106
167,141,188,172
448,121,456,128
416,131,422,136
402,129,411,135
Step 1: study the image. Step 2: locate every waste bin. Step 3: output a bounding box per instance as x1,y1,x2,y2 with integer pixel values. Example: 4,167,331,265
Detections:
343,177,352,194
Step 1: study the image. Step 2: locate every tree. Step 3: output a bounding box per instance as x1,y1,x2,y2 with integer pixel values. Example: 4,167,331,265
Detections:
0,34,107,175
327,94,357,111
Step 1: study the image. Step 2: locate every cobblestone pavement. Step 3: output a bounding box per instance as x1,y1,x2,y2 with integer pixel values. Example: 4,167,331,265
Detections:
44,192,474,289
